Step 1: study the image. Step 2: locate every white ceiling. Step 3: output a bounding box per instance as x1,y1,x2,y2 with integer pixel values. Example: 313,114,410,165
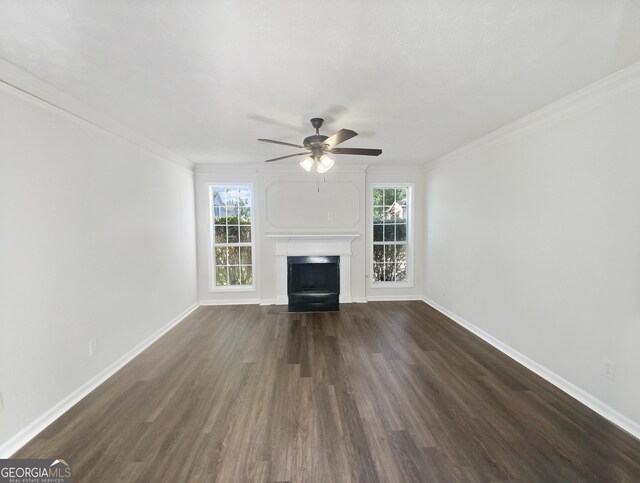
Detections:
1,1,639,165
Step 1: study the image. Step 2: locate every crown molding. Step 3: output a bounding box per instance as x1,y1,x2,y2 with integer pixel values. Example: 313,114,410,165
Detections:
257,162,369,175
196,159,374,175
195,163,260,175
366,164,425,176
195,161,370,178
0,58,194,171
425,60,640,174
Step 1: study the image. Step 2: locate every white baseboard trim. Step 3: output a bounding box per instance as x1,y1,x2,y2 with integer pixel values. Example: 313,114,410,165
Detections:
352,297,368,303
259,299,276,306
0,302,199,458
421,296,640,441
366,294,423,302
199,298,262,306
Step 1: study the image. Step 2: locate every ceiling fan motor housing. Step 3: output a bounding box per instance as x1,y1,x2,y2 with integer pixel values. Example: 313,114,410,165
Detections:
303,134,329,148
306,118,328,153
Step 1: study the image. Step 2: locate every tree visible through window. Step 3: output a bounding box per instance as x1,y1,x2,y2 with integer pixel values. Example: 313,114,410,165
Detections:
210,185,254,287
372,186,409,283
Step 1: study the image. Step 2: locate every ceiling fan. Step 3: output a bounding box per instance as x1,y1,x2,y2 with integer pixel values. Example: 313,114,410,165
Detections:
258,117,382,173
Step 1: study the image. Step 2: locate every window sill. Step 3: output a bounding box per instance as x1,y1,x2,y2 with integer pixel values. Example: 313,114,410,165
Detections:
370,281,414,289
208,285,257,293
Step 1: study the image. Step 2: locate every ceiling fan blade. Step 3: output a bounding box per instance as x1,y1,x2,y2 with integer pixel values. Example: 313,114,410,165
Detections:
265,152,309,162
323,129,357,150
330,147,382,156
258,138,305,149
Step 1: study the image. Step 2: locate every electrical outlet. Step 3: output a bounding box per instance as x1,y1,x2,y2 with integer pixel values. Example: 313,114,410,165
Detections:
602,359,616,380
89,338,99,357
327,212,333,221
0,392,4,412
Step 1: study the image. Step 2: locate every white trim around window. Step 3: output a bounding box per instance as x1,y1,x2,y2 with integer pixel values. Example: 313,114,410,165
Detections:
207,182,257,292
369,182,415,288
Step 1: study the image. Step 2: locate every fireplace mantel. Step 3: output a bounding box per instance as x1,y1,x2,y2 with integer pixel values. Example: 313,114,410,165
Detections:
266,232,359,240
267,233,359,304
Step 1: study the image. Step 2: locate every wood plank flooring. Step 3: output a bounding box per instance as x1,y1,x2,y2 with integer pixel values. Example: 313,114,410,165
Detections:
13,302,640,482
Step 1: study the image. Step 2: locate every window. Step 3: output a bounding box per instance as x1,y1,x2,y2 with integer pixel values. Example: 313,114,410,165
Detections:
371,185,412,284
209,184,254,289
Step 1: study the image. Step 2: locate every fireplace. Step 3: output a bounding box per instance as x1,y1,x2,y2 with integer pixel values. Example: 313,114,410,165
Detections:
287,256,339,312
267,233,358,305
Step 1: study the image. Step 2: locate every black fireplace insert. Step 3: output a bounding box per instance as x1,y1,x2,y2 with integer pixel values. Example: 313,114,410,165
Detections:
287,256,340,312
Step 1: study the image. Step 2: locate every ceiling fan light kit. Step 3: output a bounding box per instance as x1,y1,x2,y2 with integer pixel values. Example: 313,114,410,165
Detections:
299,153,335,173
259,117,382,173
300,156,315,172
317,154,334,173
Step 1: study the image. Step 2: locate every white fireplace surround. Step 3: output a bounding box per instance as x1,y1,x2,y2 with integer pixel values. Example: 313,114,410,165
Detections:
267,233,359,305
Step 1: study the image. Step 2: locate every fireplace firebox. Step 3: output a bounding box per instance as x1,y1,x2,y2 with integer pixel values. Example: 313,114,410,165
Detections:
287,256,339,312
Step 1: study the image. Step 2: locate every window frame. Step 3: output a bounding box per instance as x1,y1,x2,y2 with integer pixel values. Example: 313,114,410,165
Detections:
369,182,415,288
207,182,256,292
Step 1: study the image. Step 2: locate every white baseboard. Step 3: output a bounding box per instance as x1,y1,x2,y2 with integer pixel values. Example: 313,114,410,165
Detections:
199,298,261,306
0,302,199,458
366,294,423,302
421,296,640,441
259,299,276,306
352,297,368,303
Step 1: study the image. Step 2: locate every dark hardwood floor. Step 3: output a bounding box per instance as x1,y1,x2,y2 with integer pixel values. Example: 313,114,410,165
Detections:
14,302,640,482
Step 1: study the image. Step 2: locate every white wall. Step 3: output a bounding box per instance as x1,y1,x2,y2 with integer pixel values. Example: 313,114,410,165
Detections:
424,63,640,433
195,164,424,304
0,83,198,451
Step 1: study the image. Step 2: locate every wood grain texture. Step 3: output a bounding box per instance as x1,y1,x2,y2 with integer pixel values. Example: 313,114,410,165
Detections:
13,302,640,482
